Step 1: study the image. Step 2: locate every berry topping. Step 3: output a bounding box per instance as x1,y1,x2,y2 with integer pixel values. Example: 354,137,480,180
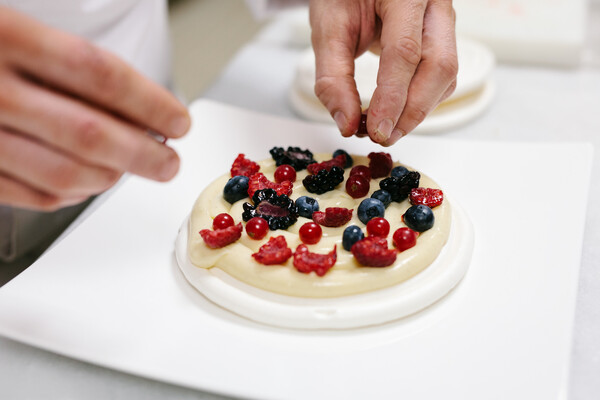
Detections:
391,165,409,178
356,113,368,137
199,223,243,249
248,172,293,198
242,189,298,230
342,225,365,251
393,227,419,252
357,198,385,224
270,146,316,171
223,175,250,204
302,166,344,194
366,217,390,238
349,165,372,181
295,196,319,219
213,213,235,230
351,236,397,268
293,244,337,276
273,164,296,183
299,222,323,244
245,216,270,240
345,174,370,198
368,152,393,178
379,171,421,202
409,187,444,208
252,236,293,265
230,153,260,177
371,189,392,208
403,204,435,232
307,154,346,175
312,207,353,228
333,149,353,168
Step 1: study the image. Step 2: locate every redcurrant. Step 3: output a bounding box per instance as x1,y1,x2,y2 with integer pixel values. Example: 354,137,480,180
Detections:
349,165,371,181
346,174,370,198
245,217,269,240
213,213,235,230
366,217,390,237
392,227,419,252
274,164,296,183
299,222,322,245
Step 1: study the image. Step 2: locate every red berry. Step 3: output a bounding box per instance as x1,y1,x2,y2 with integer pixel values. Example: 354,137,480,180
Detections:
230,153,260,177
356,113,368,137
349,165,371,181
368,152,393,178
293,244,337,276
199,223,243,249
409,187,444,208
299,222,322,244
312,207,353,228
307,154,346,175
248,172,293,197
274,164,296,183
393,227,419,252
351,236,397,267
245,217,269,240
252,236,293,265
366,217,390,238
212,213,235,230
345,174,370,198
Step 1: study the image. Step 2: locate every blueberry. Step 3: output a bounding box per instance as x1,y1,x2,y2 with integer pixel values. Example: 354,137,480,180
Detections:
333,149,353,168
223,175,249,204
357,198,385,225
371,189,392,208
342,225,364,251
391,166,409,178
295,196,319,219
403,204,435,232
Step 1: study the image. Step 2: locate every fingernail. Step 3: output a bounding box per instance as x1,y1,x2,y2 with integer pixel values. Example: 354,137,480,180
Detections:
393,128,407,139
170,115,190,136
333,111,347,134
375,118,394,142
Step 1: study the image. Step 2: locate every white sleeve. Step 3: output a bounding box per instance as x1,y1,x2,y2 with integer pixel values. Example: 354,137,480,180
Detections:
244,0,308,20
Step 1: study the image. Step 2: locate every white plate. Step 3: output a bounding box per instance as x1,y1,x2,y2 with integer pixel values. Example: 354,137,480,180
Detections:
0,100,592,400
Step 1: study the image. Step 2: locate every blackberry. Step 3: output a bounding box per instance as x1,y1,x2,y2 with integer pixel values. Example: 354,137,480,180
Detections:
242,189,298,230
379,171,420,202
302,166,345,194
270,146,316,171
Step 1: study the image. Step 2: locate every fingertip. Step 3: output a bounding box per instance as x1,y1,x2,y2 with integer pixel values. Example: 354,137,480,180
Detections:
169,113,191,138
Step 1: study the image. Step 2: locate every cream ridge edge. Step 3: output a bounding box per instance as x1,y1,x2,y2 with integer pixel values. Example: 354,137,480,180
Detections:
187,153,451,298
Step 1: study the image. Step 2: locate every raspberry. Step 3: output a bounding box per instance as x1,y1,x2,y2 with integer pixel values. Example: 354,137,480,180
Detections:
293,244,337,276
307,154,346,175
312,207,353,227
351,236,397,267
302,166,344,194
230,154,260,177
409,187,444,208
199,223,243,249
242,189,298,230
368,152,393,178
270,146,316,171
252,236,293,265
379,171,421,202
248,172,293,197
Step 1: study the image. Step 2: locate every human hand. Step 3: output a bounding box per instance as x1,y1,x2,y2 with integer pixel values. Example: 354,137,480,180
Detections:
309,0,457,146
0,7,190,211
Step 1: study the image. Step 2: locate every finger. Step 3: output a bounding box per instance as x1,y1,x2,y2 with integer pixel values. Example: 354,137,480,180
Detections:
367,0,427,143
395,0,458,135
0,128,120,199
0,74,181,182
1,8,190,138
310,1,362,137
0,174,87,211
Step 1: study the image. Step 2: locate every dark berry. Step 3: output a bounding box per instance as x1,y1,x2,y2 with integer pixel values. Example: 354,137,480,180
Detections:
274,164,296,183
199,223,243,249
391,166,409,178
245,216,269,240
351,236,397,267
357,198,385,224
371,189,392,208
299,222,322,244
242,189,298,230
230,154,260,177
295,196,319,219
223,175,250,204
356,113,368,137
213,213,235,230
393,227,419,252
345,174,370,198
366,217,390,238
252,236,293,265
302,166,344,194
333,149,353,168
342,225,364,251
379,171,421,202
403,204,435,232
312,207,353,227
368,152,393,178
307,155,346,175
293,244,337,276
349,165,371,181
409,187,444,208
248,172,293,197
270,146,316,171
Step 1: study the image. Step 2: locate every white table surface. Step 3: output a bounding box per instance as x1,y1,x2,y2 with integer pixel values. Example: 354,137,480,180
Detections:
1,8,599,400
